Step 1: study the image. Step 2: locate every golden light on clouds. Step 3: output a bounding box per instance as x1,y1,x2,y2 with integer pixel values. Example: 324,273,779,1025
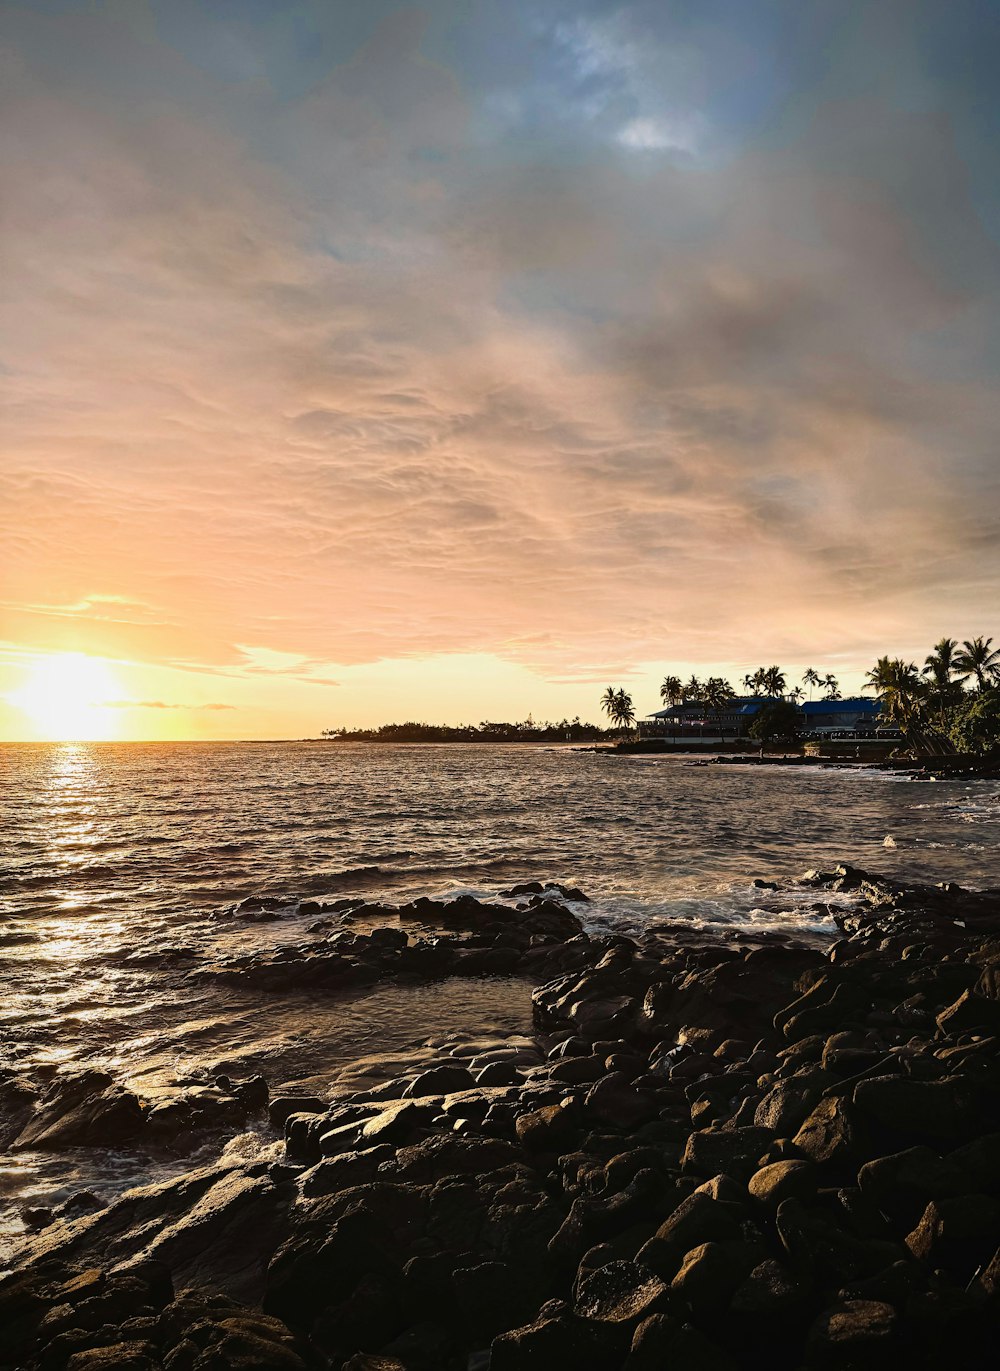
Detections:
1,4,998,739
7,653,122,742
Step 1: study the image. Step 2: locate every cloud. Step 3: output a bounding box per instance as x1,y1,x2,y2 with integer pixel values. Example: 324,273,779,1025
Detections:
0,0,998,704
103,700,236,711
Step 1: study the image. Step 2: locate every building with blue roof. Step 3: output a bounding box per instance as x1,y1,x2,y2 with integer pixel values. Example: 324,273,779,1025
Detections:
644,694,883,739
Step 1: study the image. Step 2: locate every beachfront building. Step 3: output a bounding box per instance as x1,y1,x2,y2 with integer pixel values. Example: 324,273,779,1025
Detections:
799,697,881,733
642,696,787,739
642,694,883,740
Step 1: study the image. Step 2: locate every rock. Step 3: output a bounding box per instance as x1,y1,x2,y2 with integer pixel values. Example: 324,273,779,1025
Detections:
452,1260,538,1343
15,1072,146,1150
490,1312,628,1370
549,1171,663,1267
405,1065,475,1097
549,1056,606,1085
857,1146,964,1227
582,1073,660,1129
268,1096,324,1129
729,1258,810,1321
360,1101,437,1145
906,1194,1000,1278
747,1160,817,1207
806,1299,897,1365
515,1102,579,1153
776,1198,903,1285
793,1095,866,1170
852,1076,970,1147
66,1343,158,1370
936,988,1000,1034
475,1061,521,1086
670,1240,761,1316
623,1313,736,1371
946,1132,1000,1195
753,1080,821,1135
636,1193,742,1281
573,1260,672,1324
681,1126,772,1181
234,1075,270,1111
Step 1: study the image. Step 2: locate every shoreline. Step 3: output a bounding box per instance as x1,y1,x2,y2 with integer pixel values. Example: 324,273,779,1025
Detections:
3,865,1000,1368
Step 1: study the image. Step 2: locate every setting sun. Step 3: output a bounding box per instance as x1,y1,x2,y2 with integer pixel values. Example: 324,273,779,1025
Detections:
7,653,122,741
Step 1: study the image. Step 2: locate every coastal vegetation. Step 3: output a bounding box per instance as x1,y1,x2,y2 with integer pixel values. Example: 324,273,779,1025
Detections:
600,686,637,734
320,718,613,743
322,635,999,759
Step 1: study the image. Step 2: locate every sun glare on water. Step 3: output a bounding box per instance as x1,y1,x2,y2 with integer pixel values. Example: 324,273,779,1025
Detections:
9,653,121,741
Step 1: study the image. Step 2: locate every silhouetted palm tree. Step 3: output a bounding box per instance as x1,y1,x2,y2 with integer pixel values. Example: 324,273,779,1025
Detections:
864,657,934,751
702,677,736,741
600,686,618,726
922,637,968,726
761,666,787,698
956,637,1000,693
684,675,703,703
659,675,684,707
822,674,841,701
613,688,636,734
802,668,821,701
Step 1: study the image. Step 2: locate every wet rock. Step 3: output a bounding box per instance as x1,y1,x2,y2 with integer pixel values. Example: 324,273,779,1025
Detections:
15,1072,146,1150
573,1259,671,1324
268,1096,324,1129
404,1065,475,1097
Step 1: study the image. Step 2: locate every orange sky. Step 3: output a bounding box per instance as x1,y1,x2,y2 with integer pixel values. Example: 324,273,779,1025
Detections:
2,2,998,741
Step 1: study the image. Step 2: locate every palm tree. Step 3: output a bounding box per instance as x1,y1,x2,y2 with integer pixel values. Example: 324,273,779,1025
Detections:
956,637,1000,693
761,665,787,698
864,657,938,753
702,676,736,742
788,685,805,704
802,668,822,701
659,675,684,707
684,675,703,703
922,637,968,726
613,688,636,735
600,686,618,727
821,674,841,701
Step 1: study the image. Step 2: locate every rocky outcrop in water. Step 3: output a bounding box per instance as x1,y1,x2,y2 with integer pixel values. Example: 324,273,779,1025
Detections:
4,866,1000,1369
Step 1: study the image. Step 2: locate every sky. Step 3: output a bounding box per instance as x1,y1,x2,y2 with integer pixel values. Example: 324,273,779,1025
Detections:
2,0,999,740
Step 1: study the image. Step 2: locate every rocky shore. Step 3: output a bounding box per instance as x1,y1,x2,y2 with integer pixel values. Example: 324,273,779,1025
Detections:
3,867,1000,1369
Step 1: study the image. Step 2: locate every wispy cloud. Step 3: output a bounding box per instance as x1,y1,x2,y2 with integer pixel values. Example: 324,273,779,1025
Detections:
102,700,236,711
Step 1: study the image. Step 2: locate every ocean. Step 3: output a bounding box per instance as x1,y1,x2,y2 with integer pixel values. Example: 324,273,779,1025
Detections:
1,740,998,1252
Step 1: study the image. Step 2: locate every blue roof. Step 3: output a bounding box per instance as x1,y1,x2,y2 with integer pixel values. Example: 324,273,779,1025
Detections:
801,697,879,716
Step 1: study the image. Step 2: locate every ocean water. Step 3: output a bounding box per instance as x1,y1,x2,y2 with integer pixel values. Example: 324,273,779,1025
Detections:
1,741,998,1250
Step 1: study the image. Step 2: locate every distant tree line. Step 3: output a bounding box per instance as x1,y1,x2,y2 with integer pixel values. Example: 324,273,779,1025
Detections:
320,717,613,743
